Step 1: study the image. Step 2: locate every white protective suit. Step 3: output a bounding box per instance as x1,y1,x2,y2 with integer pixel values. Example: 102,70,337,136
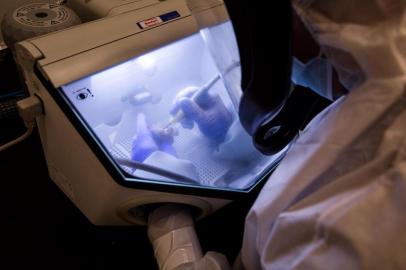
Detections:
239,0,406,269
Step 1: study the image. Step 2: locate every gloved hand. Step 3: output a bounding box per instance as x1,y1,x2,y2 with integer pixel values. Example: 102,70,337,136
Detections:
170,86,234,143
131,113,176,162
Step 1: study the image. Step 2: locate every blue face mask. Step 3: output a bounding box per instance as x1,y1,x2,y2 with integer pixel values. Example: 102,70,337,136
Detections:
292,56,334,100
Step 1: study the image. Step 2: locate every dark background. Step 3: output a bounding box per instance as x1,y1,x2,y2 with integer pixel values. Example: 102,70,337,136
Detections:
0,48,254,269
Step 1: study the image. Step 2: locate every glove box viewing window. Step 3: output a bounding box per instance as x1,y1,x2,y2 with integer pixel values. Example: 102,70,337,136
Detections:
59,21,285,194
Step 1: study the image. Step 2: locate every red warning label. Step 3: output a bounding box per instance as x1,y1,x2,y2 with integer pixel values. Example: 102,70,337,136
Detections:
138,16,163,29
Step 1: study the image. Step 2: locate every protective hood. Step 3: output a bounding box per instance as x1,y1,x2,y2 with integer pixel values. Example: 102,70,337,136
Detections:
239,1,406,269
293,0,406,91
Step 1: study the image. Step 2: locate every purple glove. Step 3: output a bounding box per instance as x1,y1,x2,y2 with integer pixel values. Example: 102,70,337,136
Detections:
131,114,176,162
170,86,234,143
